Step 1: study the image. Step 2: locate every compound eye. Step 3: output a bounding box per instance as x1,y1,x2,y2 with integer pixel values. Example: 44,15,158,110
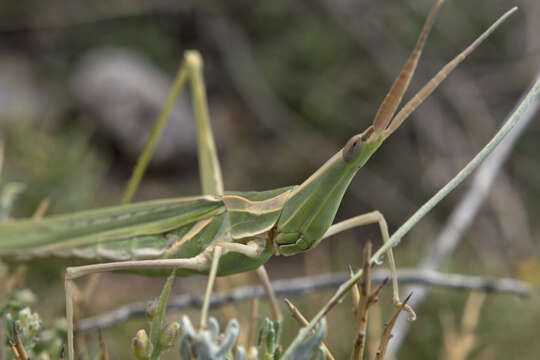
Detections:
342,135,363,163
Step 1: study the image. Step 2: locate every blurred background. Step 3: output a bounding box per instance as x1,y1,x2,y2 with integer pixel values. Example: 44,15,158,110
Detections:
0,0,539,358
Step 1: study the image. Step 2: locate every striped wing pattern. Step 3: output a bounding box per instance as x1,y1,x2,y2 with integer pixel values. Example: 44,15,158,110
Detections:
0,187,295,272
0,196,224,261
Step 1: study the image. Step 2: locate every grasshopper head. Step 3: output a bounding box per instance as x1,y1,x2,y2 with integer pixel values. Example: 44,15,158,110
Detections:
341,126,382,169
276,0,446,256
342,0,513,168
275,0,515,256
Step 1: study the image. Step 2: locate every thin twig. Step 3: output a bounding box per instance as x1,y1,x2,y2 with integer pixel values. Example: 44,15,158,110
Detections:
284,299,336,360
98,329,109,360
0,138,4,180
12,324,28,360
351,241,373,360
375,293,413,360
367,297,383,358
255,266,282,322
349,266,360,314
7,339,20,360
246,297,259,349
79,269,531,332
369,278,389,306
59,345,65,360
439,292,486,360
4,266,27,294
31,198,50,219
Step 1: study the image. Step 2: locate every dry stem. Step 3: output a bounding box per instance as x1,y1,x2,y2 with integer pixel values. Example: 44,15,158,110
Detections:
439,292,486,360
98,328,109,360
284,298,336,360
375,293,413,360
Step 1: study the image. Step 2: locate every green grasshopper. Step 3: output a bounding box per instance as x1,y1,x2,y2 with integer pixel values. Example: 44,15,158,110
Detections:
0,1,517,358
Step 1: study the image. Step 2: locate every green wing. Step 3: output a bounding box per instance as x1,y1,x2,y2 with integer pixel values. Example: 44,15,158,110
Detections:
0,196,224,260
224,186,295,239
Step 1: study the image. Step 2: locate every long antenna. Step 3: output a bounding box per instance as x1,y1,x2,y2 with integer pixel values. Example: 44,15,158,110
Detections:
384,7,519,138
372,0,445,135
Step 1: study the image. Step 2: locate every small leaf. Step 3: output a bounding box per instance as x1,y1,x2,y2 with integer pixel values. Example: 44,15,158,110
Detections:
149,268,176,358
282,319,326,360
215,319,239,357
208,317,220,342
235,346,246,360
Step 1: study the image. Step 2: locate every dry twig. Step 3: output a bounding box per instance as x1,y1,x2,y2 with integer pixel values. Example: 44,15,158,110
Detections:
12,324,29,360
98,328,109,360
284,298,336,360
8,339,20,360
375,293,413,360
79,269,530,332
31,198,50,219
247,297,259,349
351,242,372,360
439,292,486,360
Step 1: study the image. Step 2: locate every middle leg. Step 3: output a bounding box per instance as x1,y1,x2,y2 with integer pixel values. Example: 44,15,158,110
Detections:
322,211,416,320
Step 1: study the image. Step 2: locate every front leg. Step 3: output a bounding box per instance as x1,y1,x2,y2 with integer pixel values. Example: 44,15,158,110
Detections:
322,211,416,321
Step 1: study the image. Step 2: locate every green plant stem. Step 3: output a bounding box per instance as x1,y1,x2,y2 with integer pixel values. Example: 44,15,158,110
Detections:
282,76,540,358
122,63,189,204
150,269,176,360
372,76,539,262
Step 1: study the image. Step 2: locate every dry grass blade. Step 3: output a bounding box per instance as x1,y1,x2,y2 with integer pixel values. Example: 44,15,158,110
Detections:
369,277,389,305
0,137,4,179
348,265,360,314
351,241,373,360
98,328,109,360
457,292,486,359
440,292,486,360
375,292,413,360
360,242,372,301
59,344,65,360
255,266,282,322
8,339,21,360
351,243,390,360
316,269,366,321
32,198,50,219
284,298,336,360
4,265,27,294
12,323,29,360
247,297,259,348
461,292,486,336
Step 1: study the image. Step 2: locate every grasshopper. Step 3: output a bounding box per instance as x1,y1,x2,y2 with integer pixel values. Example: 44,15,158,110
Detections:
0,1,517,358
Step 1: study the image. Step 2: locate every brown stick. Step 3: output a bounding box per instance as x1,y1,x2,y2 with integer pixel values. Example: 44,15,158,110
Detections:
98,329,109,360
375,293,413,360
351,242,372,360
12,324,29,360
284,298,336,360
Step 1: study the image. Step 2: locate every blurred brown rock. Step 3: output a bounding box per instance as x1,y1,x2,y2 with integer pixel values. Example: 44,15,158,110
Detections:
71,48,196,165
0,53,57,121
